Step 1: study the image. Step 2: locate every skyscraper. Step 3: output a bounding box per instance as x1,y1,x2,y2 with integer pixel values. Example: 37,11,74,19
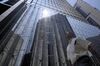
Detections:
74,0,100,28
0,0,100,66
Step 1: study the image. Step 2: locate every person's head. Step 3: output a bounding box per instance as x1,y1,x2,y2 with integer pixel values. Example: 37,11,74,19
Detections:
66,31,74,41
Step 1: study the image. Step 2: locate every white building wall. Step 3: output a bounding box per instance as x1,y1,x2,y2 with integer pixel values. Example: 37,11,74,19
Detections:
75,0,100,26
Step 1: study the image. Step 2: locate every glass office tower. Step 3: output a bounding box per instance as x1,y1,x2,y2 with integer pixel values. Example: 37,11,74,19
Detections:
0,0,100,66
74,0,100,28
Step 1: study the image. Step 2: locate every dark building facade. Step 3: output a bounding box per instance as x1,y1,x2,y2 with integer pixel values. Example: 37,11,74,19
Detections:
0,0,100,66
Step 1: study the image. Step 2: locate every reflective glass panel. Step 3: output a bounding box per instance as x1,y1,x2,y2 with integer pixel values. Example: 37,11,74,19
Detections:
67,16,100,38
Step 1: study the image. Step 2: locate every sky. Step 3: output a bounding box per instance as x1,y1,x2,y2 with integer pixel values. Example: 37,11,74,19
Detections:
67,0,77,6
67,0,100,11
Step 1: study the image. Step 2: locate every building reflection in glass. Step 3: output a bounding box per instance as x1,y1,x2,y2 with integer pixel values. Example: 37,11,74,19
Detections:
67,16,100,38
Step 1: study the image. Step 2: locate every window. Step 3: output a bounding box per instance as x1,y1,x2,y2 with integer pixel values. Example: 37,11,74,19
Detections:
76,7,88,18
87,17,100,28
67,16,100,38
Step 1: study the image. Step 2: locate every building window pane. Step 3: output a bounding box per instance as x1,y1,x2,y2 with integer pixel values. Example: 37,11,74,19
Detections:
67,16,100,38
76,7,88,18
87,17,100,28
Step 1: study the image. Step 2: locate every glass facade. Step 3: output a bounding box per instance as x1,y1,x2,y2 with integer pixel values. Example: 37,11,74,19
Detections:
87,17,100,28
76,7,88,18
76,6,100,28
67,16,100,38
0,0,8,3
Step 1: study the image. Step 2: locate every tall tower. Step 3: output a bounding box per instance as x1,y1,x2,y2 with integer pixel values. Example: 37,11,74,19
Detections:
0,0,100,66
74,0,100,28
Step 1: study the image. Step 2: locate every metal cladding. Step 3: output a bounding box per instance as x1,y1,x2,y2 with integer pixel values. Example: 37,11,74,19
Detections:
74,0,100,28
29,14,75,66
0,0,26,66
0,0,100,66
0,31,23,66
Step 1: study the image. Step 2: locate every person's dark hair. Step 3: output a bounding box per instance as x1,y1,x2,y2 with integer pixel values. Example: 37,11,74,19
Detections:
66,31,74,41
74,55,95,66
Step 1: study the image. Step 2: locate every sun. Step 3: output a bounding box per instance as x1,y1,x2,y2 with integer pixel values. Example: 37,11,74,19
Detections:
42,9,50,18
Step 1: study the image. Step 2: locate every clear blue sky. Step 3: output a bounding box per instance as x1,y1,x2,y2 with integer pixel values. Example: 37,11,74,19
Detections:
67,0,100,11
